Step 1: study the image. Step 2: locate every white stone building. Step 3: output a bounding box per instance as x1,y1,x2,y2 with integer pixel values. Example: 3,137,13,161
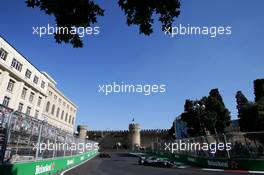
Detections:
0,36,77,133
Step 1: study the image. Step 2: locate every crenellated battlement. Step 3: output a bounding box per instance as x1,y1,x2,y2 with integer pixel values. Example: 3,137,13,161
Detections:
87,129,169,136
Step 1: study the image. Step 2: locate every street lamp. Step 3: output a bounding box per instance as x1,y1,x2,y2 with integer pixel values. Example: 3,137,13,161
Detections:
192,103,218,137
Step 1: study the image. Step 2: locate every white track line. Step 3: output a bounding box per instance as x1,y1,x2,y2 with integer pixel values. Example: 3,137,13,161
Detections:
248,171,264,174
60,153,98,175
201,168,224,172
202,168,264,174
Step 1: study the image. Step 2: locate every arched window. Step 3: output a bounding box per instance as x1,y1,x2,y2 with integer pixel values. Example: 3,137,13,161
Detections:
72,117,74,125
61,110,64,120
69,115,72,124
65,113,68,122
46,101,50,112
56,108,60,117
51,104,55,115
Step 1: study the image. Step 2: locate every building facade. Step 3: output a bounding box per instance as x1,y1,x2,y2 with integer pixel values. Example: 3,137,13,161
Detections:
42,72,77,133
0,36,77,133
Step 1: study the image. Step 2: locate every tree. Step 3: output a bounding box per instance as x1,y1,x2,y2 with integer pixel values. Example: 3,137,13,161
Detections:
239,102,264,132
235,91,248,119
181,99,211,137
26,0,181,47
254,79,264,102
181,89,231,137
205,88,231,133
238,79,264,132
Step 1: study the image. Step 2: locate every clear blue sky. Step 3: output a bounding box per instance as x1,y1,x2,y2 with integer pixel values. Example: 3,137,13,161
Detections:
1,0,264,130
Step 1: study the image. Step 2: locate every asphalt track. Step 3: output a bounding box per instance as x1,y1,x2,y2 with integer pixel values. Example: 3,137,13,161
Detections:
64,153,253,175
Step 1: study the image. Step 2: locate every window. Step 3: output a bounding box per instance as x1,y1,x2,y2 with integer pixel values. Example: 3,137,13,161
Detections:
0,48,8,60
25,69,32,79
61,110,64,120
65,113,68,122
2,96,10,107
29,92,35,103
41,81,45,89
6,79,15,92
72,117,74,125
35,110,39,118
49,91,52,96
18,103,23,112
69,115,72,124
51,104,55,115
11,58,23,72
63,101,66,106
54,95,57,100
33,76,39,84
37,96,42,106
46,101,50,112
26,106,31,115
56,108,60,118
21,88,27,99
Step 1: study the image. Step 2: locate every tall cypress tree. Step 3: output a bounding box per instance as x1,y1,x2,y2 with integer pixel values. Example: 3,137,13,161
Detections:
235,91,248,119
254,79,264,102
205,89,231,133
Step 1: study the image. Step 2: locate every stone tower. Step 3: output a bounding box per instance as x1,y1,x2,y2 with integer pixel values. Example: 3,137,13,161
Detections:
129,123,141,150
77,125,88,139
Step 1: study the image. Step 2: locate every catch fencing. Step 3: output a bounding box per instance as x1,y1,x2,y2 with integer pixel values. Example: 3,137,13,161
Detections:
151,132,264,159
0,104,97,164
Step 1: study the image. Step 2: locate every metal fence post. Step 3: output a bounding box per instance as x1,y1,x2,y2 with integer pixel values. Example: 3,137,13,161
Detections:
53,130,57,158
35,121,44,160
0,111,14,164
223,133,230,158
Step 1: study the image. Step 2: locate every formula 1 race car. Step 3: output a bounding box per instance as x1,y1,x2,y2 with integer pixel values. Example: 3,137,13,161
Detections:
138,156,179,168
99,152,111,158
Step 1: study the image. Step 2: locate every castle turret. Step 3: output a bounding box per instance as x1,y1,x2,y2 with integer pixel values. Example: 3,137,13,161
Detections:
129,123,141,150
77,125,88,139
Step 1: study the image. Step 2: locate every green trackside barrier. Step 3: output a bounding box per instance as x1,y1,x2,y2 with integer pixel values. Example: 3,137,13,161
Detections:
0,150,98,175
148,151,264,171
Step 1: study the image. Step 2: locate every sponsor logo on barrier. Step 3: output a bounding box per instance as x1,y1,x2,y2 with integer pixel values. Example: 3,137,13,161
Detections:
229,160,239,169
174,155,180,158
67,159,75,166
207,160,228,168
187,157,196,162
35,163,55,174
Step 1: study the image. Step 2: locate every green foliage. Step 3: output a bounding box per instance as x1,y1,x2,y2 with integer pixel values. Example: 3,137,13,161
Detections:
181,89,230,137
239,102,264,132
235,91,248,119
205,89,231,133
254,79,264,102
26,0,180,47
181,100,204,136
118,0,180,35
236,79,264,132
26,0,104,48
